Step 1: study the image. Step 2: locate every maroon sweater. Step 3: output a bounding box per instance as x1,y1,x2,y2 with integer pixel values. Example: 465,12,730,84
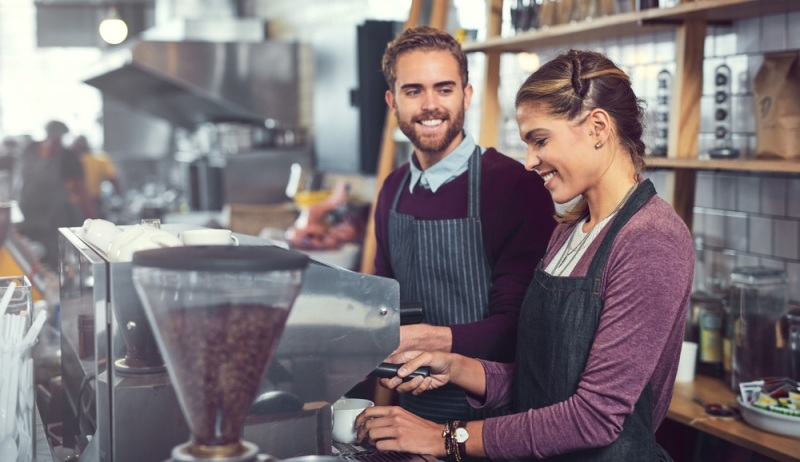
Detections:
374,148,556,362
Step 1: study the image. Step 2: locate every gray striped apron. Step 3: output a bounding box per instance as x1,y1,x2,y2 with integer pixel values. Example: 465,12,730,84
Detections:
388,147,507,423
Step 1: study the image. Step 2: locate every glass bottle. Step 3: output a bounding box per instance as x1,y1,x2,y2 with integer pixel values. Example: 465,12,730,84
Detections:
722,295,735,387
691,292,725,377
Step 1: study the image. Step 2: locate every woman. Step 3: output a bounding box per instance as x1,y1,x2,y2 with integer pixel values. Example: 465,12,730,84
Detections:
355,49,693,461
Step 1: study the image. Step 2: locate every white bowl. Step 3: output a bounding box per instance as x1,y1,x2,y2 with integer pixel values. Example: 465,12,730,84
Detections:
107,225,183,262
737,397,800,439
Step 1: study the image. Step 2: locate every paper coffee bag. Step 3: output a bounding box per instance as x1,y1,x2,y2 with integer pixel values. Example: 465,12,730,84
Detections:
753,52,800,160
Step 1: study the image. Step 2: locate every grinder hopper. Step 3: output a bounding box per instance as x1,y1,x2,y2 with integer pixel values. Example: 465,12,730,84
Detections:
132,246,309,462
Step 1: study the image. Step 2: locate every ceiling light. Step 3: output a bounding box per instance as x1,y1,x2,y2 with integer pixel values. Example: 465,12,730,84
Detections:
518,52,540,73
99,8,128,45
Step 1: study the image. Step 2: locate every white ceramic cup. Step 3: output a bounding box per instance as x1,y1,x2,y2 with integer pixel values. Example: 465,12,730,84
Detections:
81,219,122,252
179,229,239,246
675,341,698,383
331,398,374,444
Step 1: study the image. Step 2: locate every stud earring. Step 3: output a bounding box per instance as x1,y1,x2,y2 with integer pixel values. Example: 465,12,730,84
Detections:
595,142,602,149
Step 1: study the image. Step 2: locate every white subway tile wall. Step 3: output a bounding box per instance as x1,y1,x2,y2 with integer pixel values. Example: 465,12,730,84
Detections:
748,216,772,255
725,214,748,252
736,176,760,213
761,13,787,53
695,172,715,208
693,6,797,292
788,263,800,301
774,219,799,260
760,257,786,270
788,178,800,219
789,11,800,50
761,177,788,217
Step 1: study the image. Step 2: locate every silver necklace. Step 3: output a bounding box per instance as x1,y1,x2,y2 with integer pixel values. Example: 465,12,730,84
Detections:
552,182,638,274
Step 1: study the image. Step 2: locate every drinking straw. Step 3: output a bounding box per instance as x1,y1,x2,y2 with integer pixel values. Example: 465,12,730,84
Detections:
0,282,16,317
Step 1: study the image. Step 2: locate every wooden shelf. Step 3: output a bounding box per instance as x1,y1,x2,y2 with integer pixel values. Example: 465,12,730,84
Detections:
645,156,800,173
668,375,800,462
462,0,800,53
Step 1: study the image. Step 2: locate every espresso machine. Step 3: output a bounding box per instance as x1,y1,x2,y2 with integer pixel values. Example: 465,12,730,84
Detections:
58,225,406,462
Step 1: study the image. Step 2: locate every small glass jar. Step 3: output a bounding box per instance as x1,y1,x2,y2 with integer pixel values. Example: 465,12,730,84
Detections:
729,267,788,389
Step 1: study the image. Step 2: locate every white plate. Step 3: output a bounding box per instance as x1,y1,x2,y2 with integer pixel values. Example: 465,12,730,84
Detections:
737,397,800,439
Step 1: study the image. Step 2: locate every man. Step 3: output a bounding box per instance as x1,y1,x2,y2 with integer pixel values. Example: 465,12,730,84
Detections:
373,27,556,423
18,121,96,268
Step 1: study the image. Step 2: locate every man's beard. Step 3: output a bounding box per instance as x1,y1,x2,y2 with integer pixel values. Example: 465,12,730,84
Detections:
396,107,465,156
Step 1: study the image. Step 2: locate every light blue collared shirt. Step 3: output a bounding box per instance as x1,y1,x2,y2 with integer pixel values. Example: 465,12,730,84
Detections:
408,131,485,193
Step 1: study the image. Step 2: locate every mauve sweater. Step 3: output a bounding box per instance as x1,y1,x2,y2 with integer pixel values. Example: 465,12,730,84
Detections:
374,148,557,362
470,193,694,459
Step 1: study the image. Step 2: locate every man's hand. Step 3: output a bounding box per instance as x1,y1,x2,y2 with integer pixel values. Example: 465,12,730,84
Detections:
355,406,446,456
397,324,452,354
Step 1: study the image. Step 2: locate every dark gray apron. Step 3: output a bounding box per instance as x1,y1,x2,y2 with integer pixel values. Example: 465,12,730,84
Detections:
18,143,78,267
513,179,671,461
389,147,507,423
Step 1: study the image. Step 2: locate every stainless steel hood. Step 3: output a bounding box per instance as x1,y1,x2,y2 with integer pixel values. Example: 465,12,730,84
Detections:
84,40,302,128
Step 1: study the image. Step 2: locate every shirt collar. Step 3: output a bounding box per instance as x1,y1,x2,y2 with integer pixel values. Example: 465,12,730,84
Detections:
408,131,480,193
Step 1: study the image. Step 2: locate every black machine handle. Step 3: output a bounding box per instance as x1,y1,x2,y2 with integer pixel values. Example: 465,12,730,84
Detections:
399,300,424,325
370,362,431,382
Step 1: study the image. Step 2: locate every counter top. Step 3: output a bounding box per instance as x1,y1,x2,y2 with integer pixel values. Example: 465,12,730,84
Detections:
668,375,800,462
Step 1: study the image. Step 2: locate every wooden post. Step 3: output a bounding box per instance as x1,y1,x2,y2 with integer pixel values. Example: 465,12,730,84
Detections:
664,19,705,233
479,0,504,148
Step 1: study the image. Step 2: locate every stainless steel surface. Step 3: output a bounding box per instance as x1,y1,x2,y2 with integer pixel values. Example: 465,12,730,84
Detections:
244,405,331,459
103,96,173,160
110,257,164,373
58,226,401,461
311,24,359,173
58,228,109,459
35,403,56,462
99,370,189,462
84,41,304,129
223,147,313,205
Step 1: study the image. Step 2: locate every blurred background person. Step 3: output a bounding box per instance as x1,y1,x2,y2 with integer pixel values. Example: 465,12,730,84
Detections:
0,137,20,200
72,134,120,219
17,120,96,269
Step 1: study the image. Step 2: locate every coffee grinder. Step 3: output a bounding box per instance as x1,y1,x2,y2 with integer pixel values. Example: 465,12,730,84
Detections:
132,245,309,462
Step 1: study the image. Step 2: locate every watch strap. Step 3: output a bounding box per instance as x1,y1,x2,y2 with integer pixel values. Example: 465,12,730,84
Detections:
456,421,468,458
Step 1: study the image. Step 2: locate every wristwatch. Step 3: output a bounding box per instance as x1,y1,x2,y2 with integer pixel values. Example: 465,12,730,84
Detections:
455,421,469,457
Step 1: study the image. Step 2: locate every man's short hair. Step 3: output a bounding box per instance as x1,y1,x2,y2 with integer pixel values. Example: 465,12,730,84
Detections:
382,26,469,92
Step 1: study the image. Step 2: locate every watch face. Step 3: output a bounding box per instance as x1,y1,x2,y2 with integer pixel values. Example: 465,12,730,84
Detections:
455,427,469,443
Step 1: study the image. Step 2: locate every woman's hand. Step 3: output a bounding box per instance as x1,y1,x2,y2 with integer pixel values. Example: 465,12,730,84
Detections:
355,406,445,456
380,350,454,395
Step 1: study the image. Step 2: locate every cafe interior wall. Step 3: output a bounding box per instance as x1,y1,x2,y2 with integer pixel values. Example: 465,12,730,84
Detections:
491,10,800,303
252,0,487,175
253,1,800,301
